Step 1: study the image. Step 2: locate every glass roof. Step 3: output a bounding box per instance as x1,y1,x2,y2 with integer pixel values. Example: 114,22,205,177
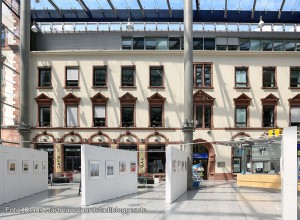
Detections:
31,0,300,11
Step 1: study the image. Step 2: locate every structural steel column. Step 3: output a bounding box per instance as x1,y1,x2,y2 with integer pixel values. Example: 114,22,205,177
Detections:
19,0,31,147
184,0,194,190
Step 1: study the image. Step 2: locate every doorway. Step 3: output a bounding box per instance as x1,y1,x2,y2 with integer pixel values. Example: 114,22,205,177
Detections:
193,144,209,180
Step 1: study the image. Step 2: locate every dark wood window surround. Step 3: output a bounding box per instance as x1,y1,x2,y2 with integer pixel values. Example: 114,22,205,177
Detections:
262,67,278,89
90,93,109,127
233,94,252,127
34,93,53,127
119,92,137,127
147,93,166,127
37,67,52,89
65,66,80,89
120,66,136,88
92,66,108,89
234,67,250,89
193,63,213,89
149,66,165,89
261,94,279,128
62,93,81,127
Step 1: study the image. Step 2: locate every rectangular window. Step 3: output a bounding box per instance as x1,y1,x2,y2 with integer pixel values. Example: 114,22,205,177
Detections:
39,107,50,127
216,38,227,50
273,40,284,51
235,68,248,88
66,67,79,87
93,67,107,86
145,38,156,50
169,37,180,50
262,40,273,51
150,67,163,87
1,26,5,47
67,106,78,127
228,38,239,50
194,64,212,87
204,38,215,50
235,107,247,127
263,107,274,127
157,38,168,50
150,107,162,127
297,40,300,51
122,106,134,127
121,67,135,86
285,40,296,51
263,67,276,88
290,68,300,88
94,105,105,127
195,105,211,128
122,37,132,50
291,107,300,126
38,68,51,87
133,37,144,50
250,39,261,51
193,37,203,50
239,39,250,51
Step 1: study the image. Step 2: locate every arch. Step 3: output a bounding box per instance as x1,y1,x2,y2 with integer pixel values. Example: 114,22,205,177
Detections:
33,130,56,143
231,132,251,140
89,131,112,145
145,131,169,144
61,131,83,144
193,138,215,180
116,131,140,145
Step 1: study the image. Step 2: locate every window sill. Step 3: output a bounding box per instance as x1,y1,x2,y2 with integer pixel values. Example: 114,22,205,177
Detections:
120,86,137,89
36,86,53,89
289,87,300,89
261,87,278,89
148,86,165,89
64,86,80,89
234,87,251,89
193,86,214,89
92,86,108,89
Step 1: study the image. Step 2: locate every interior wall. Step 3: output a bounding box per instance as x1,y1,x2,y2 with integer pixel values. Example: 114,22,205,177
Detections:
165,146,189,204
81,145,138,206
0,145,48,205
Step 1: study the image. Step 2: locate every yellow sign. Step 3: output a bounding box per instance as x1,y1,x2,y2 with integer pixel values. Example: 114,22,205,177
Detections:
55,145,62,172
268,129,282,137
138,145,146,173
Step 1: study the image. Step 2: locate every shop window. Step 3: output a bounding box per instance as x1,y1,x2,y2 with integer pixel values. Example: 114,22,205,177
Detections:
150,67,163,87
235,67,248,88
195,105,211,128
93,67,107,87
263,67,276,88
39,107,50,127
290,68,300,88
38,67,51,87
194,64,212,87
66,67,79,87
94,105,106,127
169,37,180,50
263,107,275,127
121,67,135,87
121,106,134,127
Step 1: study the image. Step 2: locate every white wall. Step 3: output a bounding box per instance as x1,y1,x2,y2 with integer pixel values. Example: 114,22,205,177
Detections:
166,146,189,204
81,145,138,206
0,145,48,205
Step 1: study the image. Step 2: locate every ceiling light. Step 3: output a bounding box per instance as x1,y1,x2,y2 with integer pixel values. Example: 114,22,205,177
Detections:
126,18,133,31
257,16,264,28
31,21,40,33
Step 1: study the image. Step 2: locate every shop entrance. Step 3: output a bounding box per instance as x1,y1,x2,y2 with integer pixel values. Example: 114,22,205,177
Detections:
147,145,165,173
193,144,209,180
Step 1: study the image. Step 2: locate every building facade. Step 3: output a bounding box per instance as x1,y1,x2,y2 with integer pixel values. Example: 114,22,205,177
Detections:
29,22,300,179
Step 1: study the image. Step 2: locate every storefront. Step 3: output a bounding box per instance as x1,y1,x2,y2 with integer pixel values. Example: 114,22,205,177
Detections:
64,145,81,172
232,145,252,173
147,145,165,173
36,144,54,174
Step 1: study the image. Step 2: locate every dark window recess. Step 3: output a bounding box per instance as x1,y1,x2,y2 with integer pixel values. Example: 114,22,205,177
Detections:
235,107,247,127
263,107,275,127
169,37,180,50
36,144,54,174
64,146,81,172
150,107,162,127
94,118,105,127
122,67,134,86
263,68,275,87
119,145,137,151
94,106,105,127
133,37,144,50
290,68,300,88
194,64,212,87
204,38,215,50
122,37,132,50
239,39,250,51
94,68,106,86
122,106,134,127
39,107,50,127
193,38,203,50
39,68,51,87
195,105,211,128
145,38,156,50
235,68,248,88
150,67,163,86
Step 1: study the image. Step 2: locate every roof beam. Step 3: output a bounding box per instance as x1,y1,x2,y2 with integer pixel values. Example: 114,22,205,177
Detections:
251,0,257,19
76,0,92,18
224,0,227,18
166,0,172,17
136,0,145,18
278,0,286,19
47,0,64,18
107,0,117,14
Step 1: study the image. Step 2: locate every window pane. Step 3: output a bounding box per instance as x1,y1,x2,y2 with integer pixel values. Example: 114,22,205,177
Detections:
291,107,300,123
145,38,156,50
290,69,300,87
150,67,163,86
39,68,51,87
240,39,250,51
133,37,144,50
263,107,274,127
297,40,300,51
236,69,247,87
94,105,105,127
274,40,284,51
250,39,261,51
195,106,203,127
262,40,273,51
122,107,134,127
94,68,106,86
169,37,180,50
193,38,203,50
236,107,246,127
122,68,134,86
195,65,202,87
263,68,275,87
157,38,168,50
66,68,79,86
67,106,78,127
39,107,50,127
204,38,215,50
204,65,211,87
204,106,211,128
285,40,296,51
150,107,162,127
122,37,132,50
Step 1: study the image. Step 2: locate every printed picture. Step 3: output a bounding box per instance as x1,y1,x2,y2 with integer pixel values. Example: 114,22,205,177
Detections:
178,160,181,170
8,160,16,174
33,161,39,174
42,161,47,173
22,160,29,173
119,161,126,174
130,161,136,173
172,160,176,171
89,160,100,179
106,161,114,178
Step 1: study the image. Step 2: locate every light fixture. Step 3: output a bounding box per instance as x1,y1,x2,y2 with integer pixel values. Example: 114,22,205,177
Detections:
257,16,264,28
31,21,40,33
126,18,133,31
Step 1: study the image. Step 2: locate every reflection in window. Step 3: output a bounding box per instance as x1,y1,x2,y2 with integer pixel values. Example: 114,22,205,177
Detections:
194,64,212,87
262,40,273,51
39,107,50,127
193,38,203,50
157,38,168,50
150,67,163,87
150,107,162,127
122,106,134,127
195,105,211,128
122,37,132,50
121,67,135,86
38,68,51,87
235,68,248,88
240,39,250,51
145,38,156,50
263,107,275,127
290,68,300,88
169,37,180,50
250,39,261,51
263,68,276,88
204,38,215,50
235,107,247,127
273,40,284,51
285,40,296,51
133,37,144,50
93,67,106,86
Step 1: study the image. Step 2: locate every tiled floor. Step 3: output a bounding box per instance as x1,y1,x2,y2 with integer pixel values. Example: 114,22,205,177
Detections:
0,180,299,220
